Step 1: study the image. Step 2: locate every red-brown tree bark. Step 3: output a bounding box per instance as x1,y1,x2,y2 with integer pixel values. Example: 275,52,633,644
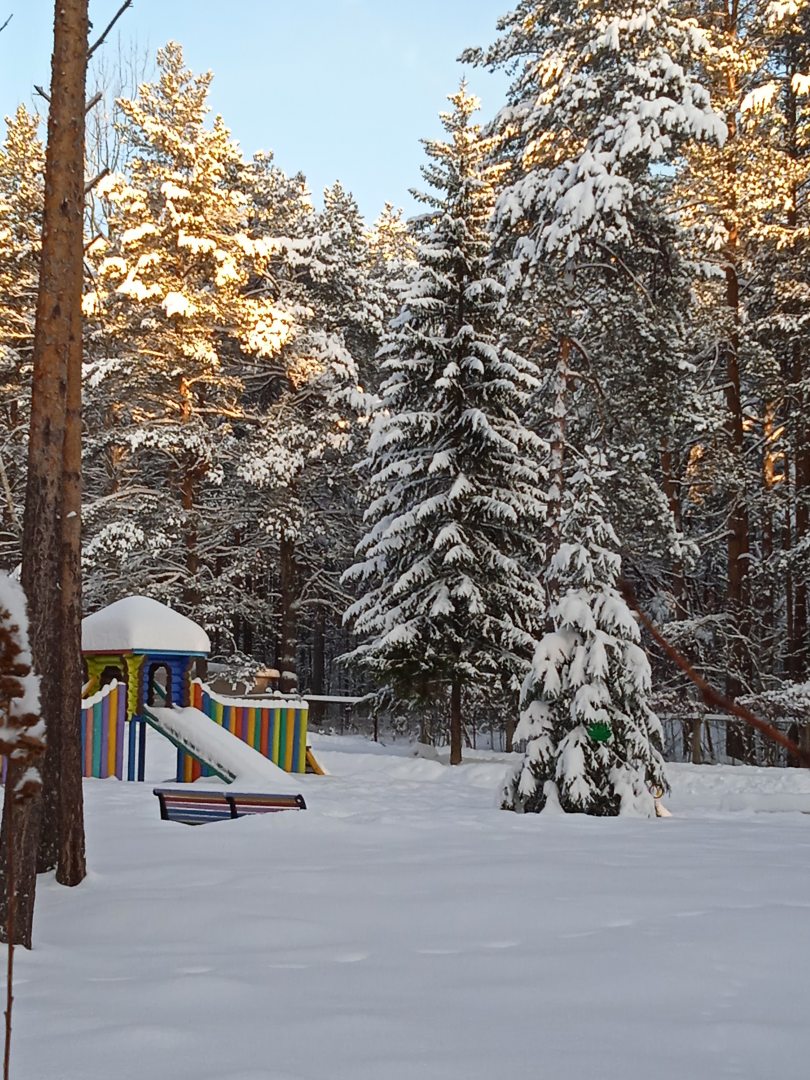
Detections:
0,0,89,941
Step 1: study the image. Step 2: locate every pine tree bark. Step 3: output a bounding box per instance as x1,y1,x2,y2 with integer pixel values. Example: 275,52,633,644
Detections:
788,34,808,681
793,347,809,678
660,439,686,620
278,534,298,694
546,336,570,610
0,0,89,941
449,677,462,765
310,605,325,725
503,713,515,755
723,233,751,702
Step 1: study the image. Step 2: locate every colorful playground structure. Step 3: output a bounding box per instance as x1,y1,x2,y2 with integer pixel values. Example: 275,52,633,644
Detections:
78,596,324,808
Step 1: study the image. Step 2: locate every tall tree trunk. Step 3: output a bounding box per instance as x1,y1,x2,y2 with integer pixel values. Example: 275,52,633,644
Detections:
310,605,325,726
723,237,751,701
278,534,298,694
720,62,752,759
0,0,89,942
760,401,779,676
792,341,808,679
178,378,201,611
660,438,686,619
54,309,85,884
782,30,808,682
181,467,199,610
504,713,515,755
546,336,570,609
449,677,462,766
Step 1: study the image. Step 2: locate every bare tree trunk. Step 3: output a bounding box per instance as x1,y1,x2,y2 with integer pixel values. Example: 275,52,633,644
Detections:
0,774,40,949
449,677,462,765
724,252,751,702
53,319,85,884
180,467,200,609
660,438,686,619
504,713,514,754
690,716,703,766
310,605,325,726
279,534,298,694
546,338,570,595
0,0,89,941
721,81,752,761
792,342,808,679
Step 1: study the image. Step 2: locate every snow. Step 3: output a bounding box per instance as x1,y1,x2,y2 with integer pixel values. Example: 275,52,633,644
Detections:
4,737,810,1080
194,679,306,714
82,595,210,655
146,705,303,793
0,571,31,665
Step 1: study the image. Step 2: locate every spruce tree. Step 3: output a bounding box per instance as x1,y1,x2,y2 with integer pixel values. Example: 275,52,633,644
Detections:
344,85,547,763
505,449,668,816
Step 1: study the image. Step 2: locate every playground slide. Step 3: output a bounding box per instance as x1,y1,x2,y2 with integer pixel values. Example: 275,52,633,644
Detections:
305,747,328,775
143,706,304,792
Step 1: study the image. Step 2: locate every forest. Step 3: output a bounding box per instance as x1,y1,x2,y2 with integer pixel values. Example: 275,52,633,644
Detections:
1,0,809,768
0,5,808,1077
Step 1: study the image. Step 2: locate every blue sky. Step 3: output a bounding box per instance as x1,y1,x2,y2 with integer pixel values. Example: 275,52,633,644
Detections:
0,0,511,221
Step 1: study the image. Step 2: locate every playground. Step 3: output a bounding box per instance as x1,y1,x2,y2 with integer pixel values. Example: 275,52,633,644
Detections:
6,735,810,1080
1,595,807,1079
77,596,322,819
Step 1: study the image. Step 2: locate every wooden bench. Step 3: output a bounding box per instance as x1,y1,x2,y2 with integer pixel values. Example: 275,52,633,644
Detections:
153,787,306,825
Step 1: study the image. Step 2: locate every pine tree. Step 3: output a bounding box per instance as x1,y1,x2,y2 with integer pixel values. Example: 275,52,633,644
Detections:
232,154,369,691
344,85,547,763
505,449,667,816
83,43,296,619
367,202,416,327
309,181,386,379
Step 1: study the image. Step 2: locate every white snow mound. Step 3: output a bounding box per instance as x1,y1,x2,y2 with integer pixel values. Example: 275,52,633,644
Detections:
82,595,210,655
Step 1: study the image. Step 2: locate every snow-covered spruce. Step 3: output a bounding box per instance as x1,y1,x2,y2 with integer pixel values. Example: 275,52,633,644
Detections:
344,85,547,763
467,0,725,276
505,451,667,817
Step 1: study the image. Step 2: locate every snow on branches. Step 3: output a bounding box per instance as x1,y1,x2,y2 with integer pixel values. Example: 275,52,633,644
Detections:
505,451,667,816
0,574,44,801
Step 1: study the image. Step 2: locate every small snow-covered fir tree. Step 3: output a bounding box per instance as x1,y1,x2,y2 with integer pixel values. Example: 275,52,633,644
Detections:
505,450,667,816
344,84,547,763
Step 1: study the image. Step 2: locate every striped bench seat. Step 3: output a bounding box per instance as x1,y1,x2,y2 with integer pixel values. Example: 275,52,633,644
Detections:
154,787,306,825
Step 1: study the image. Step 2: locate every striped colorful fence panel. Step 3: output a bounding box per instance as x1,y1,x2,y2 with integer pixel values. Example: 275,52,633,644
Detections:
3,680,132,786
80,680,128,779
175,680,308,782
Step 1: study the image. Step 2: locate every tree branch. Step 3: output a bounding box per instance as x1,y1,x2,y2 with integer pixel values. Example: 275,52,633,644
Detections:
0,14,12,34
619,578,810,768
84,168,109,195
33,85,50,104
85,90,102,113
87,0,133,61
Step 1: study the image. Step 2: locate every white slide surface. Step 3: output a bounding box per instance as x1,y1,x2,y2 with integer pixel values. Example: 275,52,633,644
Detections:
144,706,303,792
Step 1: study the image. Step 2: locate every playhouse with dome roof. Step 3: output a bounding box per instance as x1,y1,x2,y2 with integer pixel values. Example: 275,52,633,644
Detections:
78,595,322,785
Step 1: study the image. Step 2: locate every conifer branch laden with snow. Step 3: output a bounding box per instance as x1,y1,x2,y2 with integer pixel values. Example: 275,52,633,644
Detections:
0,575,43,801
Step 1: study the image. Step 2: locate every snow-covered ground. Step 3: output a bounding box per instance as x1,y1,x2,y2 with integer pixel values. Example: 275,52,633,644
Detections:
8,732,810,1079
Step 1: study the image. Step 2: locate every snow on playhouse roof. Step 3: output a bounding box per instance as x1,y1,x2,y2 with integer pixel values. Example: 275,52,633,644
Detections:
82,596,210,656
